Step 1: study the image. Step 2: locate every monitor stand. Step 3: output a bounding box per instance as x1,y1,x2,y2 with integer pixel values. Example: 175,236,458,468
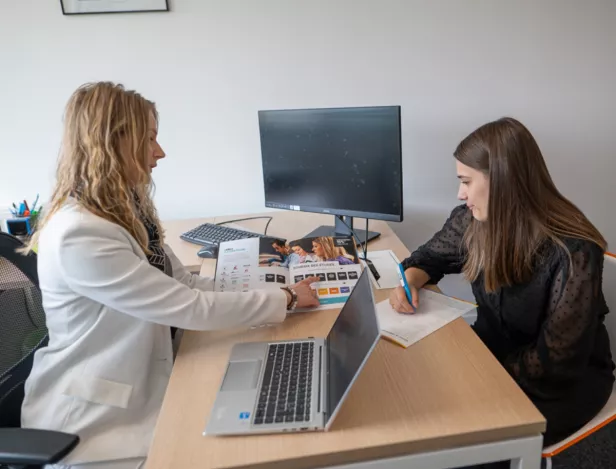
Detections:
304,215,381,244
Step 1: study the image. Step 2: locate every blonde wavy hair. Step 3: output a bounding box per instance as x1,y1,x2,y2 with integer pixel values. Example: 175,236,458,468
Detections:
24,82,162,254
311,237,353,261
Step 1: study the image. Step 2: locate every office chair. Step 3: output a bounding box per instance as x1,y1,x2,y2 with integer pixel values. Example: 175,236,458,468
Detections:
0,232,79,468
541,252,616,468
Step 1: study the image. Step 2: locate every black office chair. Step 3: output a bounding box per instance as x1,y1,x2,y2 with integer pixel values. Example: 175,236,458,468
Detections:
0,232,79,469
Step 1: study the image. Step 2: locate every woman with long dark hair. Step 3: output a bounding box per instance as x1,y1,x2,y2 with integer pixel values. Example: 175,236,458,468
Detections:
391,117,614,453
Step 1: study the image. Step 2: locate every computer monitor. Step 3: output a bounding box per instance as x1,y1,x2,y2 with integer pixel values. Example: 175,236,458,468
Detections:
258,106,403,242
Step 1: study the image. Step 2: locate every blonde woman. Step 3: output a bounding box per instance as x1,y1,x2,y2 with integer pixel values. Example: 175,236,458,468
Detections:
311,237,355,265
21,82,319,469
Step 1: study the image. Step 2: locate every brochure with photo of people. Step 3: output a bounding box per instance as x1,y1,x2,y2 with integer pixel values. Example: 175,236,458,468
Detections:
213,235,362,311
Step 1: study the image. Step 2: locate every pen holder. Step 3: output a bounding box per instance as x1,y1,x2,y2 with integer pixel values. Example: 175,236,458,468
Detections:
6,216,32,237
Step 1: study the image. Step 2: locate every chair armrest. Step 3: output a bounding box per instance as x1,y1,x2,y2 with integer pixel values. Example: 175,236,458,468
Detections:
0,428,79,465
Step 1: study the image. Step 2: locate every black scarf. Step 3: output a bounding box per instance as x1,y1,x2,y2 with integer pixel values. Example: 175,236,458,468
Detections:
142,217,171,276
142,216,177,339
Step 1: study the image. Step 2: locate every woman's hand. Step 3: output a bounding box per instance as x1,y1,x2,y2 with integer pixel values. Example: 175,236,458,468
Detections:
389,284,419,314
285,276,321,309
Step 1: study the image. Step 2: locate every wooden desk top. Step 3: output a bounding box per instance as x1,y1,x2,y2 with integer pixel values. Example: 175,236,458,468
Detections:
149,211,545,469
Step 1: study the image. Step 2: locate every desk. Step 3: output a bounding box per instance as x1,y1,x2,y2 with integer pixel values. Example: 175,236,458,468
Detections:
152,211,545,469
161,217,214,273
161,214,287,274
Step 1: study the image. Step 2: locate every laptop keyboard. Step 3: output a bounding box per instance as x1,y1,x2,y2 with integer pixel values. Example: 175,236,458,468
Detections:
254,342,314,425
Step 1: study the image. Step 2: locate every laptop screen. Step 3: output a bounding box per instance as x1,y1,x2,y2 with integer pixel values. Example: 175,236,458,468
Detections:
325,270,380,423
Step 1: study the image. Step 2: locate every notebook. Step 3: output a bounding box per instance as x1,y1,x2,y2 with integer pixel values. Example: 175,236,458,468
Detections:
377,289,476,348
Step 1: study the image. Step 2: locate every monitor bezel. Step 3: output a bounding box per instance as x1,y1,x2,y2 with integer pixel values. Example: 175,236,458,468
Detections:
258,105,404,223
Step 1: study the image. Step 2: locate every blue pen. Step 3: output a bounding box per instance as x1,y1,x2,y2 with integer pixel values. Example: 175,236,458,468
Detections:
31,193,39,212
397,263,416,312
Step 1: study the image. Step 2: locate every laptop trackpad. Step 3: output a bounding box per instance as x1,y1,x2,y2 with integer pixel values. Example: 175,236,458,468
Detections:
221,360,261,391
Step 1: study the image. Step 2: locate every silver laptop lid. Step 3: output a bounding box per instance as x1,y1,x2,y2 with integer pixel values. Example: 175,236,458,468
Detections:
324,270,380,429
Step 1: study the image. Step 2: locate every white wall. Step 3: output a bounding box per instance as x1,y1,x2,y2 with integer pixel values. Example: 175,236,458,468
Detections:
2,1,616,294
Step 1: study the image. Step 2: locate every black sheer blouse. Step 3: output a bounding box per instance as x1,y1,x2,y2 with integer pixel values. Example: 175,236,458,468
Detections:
402,205,614,403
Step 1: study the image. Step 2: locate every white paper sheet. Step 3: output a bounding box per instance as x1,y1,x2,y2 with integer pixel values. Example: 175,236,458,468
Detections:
377,289,476,348
360,249,402,289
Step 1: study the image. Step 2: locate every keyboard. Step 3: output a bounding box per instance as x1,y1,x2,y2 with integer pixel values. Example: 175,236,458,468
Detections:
254,342,314,425
180,223,265,247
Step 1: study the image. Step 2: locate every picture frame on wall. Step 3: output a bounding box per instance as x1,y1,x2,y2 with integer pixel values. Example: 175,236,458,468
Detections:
60,0,169,15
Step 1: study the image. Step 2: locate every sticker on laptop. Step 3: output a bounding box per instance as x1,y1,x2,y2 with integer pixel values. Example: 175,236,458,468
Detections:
239,412,250,420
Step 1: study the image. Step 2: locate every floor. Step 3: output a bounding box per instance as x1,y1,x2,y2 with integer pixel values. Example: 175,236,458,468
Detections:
463,421,616,469
552,419,616,468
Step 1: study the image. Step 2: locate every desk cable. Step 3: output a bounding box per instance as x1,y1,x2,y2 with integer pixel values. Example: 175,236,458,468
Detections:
216,216,273,236
336,217,381,282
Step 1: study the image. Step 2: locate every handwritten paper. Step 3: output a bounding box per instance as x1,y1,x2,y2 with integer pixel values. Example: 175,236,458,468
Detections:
377,289,476,348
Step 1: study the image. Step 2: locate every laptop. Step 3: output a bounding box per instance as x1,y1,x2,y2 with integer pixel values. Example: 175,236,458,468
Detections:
205,270,380,435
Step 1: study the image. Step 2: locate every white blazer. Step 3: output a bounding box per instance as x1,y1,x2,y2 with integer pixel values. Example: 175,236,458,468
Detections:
21,200,287,464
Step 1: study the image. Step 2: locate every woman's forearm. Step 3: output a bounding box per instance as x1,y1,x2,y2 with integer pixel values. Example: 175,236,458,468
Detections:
404,267,430,289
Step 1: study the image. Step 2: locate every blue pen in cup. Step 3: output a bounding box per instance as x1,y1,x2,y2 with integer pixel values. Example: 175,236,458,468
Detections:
397,263,416,312
31,193,40,212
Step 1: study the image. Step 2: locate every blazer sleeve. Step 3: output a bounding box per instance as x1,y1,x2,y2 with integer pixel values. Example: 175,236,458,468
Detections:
163,243,215,292
56,222,287,331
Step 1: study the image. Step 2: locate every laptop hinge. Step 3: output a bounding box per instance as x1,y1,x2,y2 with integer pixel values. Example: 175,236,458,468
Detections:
319,340,328,418
317,344,323,413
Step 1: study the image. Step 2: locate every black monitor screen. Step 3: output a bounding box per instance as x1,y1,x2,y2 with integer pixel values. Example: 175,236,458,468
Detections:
325,270,380,421
258,106,402,221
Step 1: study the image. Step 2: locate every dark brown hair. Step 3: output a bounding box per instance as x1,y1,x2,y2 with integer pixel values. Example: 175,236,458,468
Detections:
455,117,606,292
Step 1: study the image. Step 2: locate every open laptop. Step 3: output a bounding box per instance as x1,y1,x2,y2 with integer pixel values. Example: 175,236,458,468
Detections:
205,270,380,435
